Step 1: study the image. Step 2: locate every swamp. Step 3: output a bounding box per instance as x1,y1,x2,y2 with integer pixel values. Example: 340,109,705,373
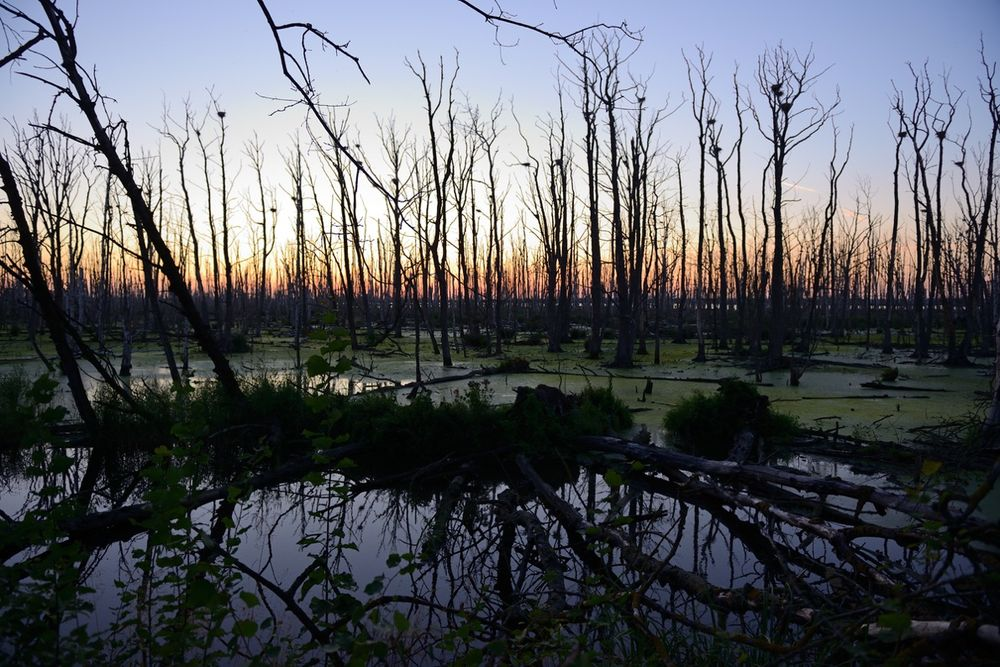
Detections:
1,1,1000,665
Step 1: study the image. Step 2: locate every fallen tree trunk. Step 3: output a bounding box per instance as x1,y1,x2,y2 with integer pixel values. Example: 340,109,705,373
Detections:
575,436,993,532
862,619,1000,647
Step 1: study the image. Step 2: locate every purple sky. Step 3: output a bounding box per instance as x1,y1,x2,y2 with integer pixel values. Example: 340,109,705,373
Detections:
3,0,999,235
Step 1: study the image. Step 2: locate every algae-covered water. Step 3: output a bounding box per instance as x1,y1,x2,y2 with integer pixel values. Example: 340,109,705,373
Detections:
1,332,995,663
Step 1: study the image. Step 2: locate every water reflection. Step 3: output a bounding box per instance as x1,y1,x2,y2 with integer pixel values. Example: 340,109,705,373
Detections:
3,441,988,664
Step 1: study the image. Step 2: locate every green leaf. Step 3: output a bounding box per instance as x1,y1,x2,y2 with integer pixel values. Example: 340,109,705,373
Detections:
921,460,942,477
877,611,911,636
48,453,76,474
306,355,333,377
364,576,384,595
302,471,325,486
29,374,59,403
603,468,623,488
392,611,410,633
232,619,258,638
311,435,334,449
239,591,260,608
186,578,217,607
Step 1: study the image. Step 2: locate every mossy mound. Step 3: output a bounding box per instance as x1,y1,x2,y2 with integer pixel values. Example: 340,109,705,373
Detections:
663,379,798,459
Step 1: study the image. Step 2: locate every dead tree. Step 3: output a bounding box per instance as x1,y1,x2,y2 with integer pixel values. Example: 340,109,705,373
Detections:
520,88,572,353
377,118,415,338
800,125,852,352
215,105,235,349
581,50,604,359
882,117,907,353
754,45,839,368
732,72,751,354
246,135,276,336
410,54,459,368
672,152,688,343
955,45,999,364
161,102,207,320
685,47,716,363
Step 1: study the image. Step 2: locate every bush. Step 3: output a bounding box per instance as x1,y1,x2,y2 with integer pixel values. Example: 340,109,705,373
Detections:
229,332,251,353
491,356,531,374
340,382,511,476
462,330,490,349
337,382,633,477
0,372,65,448
574,386,634,436
663,379,797,459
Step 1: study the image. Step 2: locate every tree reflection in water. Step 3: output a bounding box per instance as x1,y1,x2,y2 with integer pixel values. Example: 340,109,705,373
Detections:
3,435,991,665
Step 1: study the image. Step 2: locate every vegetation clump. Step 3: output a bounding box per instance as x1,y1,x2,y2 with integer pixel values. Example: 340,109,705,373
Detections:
0,372,64,449
663,379,798,459
461,330,490,349
95,377,317,457
338,382,632,479
489,356,531,374
228,332,251,353
881,366,900,382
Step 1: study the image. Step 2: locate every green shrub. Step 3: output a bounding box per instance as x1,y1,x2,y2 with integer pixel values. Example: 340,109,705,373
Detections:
491,357,531,374
462,330,490,349
663,379,798,459
574,386,634,436
0,372,65,449
229,332,251,353
339,382,511,477
336,382,632,478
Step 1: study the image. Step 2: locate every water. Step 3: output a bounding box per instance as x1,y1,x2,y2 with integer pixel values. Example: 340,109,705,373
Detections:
1,444,983,663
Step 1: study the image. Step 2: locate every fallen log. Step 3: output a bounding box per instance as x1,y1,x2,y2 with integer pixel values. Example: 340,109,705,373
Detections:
862,619,1000,647
574,436,992,532
860,381,946,392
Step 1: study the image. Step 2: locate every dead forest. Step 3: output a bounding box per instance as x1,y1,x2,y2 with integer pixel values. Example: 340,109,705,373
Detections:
1,1,999,665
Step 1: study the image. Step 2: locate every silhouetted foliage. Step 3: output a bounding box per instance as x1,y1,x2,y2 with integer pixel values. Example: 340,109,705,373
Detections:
664,379,798,458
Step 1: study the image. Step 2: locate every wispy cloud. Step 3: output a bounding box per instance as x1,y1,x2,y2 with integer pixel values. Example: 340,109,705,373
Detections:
781,180,817,193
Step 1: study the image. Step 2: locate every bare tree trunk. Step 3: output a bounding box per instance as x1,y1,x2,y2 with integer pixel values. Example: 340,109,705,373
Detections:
582,56,603,359
754,46,838,368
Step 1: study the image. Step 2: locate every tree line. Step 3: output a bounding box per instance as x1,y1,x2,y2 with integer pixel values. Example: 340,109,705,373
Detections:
1,3,998,414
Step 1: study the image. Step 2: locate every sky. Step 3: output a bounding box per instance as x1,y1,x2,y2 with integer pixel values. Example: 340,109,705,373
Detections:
2,0,999,238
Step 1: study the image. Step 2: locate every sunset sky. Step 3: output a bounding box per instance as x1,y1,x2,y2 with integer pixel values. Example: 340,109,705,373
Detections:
3,0,999,229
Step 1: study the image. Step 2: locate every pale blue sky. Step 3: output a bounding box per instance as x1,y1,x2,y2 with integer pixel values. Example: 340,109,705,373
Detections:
3,0,998,225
